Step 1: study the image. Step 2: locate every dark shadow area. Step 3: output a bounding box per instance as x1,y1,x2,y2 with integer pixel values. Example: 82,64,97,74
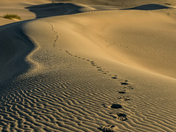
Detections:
122,4,170,10
0,20,35,86
26,3,82,18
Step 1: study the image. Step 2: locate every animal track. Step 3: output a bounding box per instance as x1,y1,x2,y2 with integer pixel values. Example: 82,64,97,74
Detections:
109,74,117,79
117,113,127,121
63,49,135,125
49,23,59,47
64,50,112,77
124,85,133,90
118,90,126,94
103,103,122,109
110,104,122,109
90,61,97,66
118,96,130,101
111,76,117,79
120,80,129,85
100,125,116,132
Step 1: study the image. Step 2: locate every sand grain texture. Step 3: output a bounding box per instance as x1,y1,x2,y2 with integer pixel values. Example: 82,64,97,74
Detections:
0,0,176,132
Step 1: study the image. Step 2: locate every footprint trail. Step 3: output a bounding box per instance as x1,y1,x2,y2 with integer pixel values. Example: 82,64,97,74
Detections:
63,49,135,130
49,23,59,47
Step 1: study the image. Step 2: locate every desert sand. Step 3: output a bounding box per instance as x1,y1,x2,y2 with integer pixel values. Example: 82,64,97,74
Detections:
0,0,176,131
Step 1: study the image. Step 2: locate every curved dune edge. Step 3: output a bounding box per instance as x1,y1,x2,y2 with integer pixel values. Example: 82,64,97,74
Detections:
0,22,35,84
0,1,176,132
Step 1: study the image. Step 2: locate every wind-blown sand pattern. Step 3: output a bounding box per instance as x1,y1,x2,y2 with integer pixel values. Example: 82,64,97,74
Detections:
1,0,176,131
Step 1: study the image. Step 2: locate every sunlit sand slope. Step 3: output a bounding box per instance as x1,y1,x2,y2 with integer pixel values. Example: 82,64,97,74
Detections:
0,1,176,132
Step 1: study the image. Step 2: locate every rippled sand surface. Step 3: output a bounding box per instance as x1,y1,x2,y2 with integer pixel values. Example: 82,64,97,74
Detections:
0,0,176,131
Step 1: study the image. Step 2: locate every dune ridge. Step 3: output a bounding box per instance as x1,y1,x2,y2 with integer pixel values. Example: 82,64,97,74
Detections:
0,0,176,132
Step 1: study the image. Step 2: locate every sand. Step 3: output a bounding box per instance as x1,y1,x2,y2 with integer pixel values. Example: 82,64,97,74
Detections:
0,0,176,131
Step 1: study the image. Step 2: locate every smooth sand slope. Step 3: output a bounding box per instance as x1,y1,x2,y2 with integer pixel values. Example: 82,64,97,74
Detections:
0,0,176,132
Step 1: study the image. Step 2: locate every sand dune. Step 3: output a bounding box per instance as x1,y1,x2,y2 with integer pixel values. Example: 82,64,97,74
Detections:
0,0,176,132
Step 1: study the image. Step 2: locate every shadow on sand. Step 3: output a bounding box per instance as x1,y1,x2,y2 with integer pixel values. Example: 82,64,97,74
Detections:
122,4,171,10
0,20,34,86
26,3,82,18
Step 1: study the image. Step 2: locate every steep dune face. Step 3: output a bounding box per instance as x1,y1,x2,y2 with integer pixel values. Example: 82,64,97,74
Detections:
0,1,176,132
0,22,35,84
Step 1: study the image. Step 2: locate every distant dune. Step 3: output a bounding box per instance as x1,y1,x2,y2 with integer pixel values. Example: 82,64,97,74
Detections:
0,0,176,132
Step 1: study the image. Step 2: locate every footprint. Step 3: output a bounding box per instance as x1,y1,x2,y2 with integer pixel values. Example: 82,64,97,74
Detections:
102,71,109,74
121,82,128,85
118,90,126,94
103,103,122,109
118,96,130,101
90,61,98,66
110,104,122,109
100,125,116,132
109,74,117,79
117,113,127,121
97,68,103,71
111,76,117,79
125,85,133,90
120,80,128,85
111,112,127,121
